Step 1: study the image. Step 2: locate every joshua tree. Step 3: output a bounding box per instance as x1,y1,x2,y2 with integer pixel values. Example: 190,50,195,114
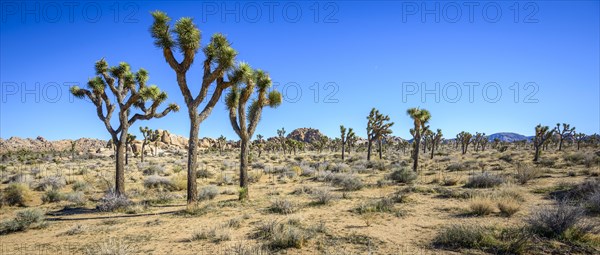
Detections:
574,132,586,151
277,127,287,154
492,137,501,149
533,124,556,162
430,129,443,159
457,131,473,154
125,133,136,165
255,134,264,157
340,125,355,161
140,127,160,162
397,139,409,155
217,135,227,155
316,136,329,153
556,123,575,151
366,108,394,161
407,107,430,172
473,132,485,152
70,140,77,161
71,59,178,195
225,63,282,200
151,11,239,203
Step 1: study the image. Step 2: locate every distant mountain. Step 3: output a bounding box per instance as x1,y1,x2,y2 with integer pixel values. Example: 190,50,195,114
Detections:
488,132,531,142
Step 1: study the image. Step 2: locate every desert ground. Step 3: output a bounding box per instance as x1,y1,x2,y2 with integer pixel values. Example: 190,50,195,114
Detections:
1,141,599,255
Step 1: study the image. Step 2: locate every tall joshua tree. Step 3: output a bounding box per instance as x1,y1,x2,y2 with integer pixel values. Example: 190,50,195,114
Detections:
151,11,238,203
340,125,354,161
225,63,282,200
430,129,443,159
574,132,586,151
457,131,473,154
556,123,575,151
140,127,160,162
533,124,556,162
71,59,178,195
366,108,394,161
407,108,430,172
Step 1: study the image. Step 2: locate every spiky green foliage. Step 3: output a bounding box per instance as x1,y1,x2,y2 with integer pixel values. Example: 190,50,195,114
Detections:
366,108,394,161
407,107,431,172
457,131,473,155
70,59,178,195
226,64,282,200
533,125,556,162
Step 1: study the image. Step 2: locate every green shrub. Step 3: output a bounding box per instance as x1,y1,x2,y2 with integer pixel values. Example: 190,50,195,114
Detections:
464,173,504,188
0,208,45,235
198,185,219,201
42,190,63,203
2,183,33,207
387,168,417,184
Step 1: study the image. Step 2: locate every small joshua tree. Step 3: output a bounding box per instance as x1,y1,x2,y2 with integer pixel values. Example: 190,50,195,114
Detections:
574,132,586,151
277,127,287,154
255,134,264,157
151,11,238,203
346,130,357,157
366,108,394,161
533,124,556,162
556,123,575,151
126,133,136,165
457,131,473,155
407,108,430,172
473,132,485,152
217,135,227,155
70,140,77,161
340,125,355,161
71,59,178,195
140,127,160,162
225,63,282,200
430,129,443,159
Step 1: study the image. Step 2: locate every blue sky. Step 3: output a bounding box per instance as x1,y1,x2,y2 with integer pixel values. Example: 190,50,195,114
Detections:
1,1,599,141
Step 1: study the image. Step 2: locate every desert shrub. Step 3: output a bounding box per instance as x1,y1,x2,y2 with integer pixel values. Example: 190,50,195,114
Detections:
148,191,175,205
2,183,33,206
433,224,495,250
0,208,45,235
497,198,521,217
170,174,187,191
585,191,600,214
42,190,63,203
327,163,350,172
223,217,243,229
253,220,311,250
355,197,395,214
387,168,417,184
434,187,473,199
469,197,495,216
526,202,595,239
191,227,231,243
72,180,90,192
514,164,541,184
64,224,87,235
143,165,166,175
196,168,214,178
97,192,132,212
312,189,334,205
36,176,66,191
328,173,363,191
198,185,219,201
248,171,263,183
269,198,296,214
216,174,234,186
299,165,315,177
64,192,86,205
564,152,585,164
464,173,504,188
143,175,175,191
291,186,314,195
7,173,31,184
367,160,386,171
85,238,131,255
441,175,459,186
499,154,513,163
537,158,555,167
446,162,466,171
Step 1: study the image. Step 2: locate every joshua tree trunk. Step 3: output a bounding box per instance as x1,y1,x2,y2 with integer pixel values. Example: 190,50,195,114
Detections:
413,138,420,172
378,139,383,160
367,140,372,161
341,142,345,161
239,138,250,200
187,112,200,203
141,141,147,163
115,133,127,195
430,143,435,159
534,146,541,162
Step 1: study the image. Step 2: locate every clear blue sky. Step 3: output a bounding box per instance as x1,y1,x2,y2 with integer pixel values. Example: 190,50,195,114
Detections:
1,1,599,141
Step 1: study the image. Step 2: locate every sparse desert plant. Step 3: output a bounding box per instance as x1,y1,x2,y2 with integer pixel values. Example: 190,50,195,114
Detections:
270,198,296,214
85,237,132,255
355,197,395,214
387,168,417,184
36,176,66,191
446,162,466,171
464,172,504,188
72,180,90,192
64,224,87,235
64,192,86,205
497,198,521,217
585,191,600,214
97,191,132,212
143,165,166,175
143,175,175,190
514,164,541,184
191,227,231,243
312,189,334,205
469,197,495,216
526,202,595,239
198,185,219,201
433,224,495,250
2,183,33,207
253,220,310,249
170,173,187,191
0,208,45,235
41,189,63,203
